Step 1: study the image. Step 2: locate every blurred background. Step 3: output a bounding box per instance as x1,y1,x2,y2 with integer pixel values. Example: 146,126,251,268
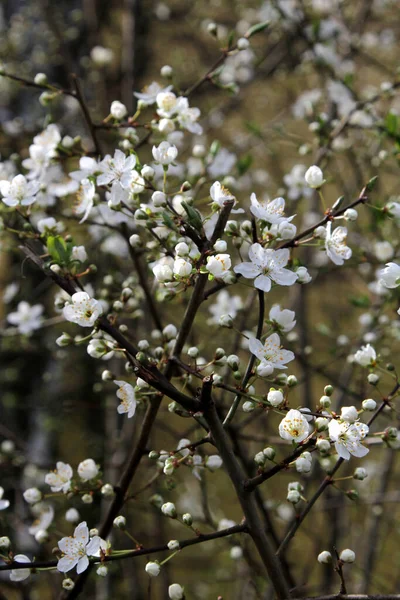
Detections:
1,0,400,598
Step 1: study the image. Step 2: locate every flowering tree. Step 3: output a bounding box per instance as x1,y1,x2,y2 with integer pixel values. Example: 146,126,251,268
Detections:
1,1,400,599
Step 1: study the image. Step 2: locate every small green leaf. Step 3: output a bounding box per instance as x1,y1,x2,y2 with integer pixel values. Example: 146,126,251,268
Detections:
181,202,203,232
245,21,269,39
349,295,371,308
366,176,378,191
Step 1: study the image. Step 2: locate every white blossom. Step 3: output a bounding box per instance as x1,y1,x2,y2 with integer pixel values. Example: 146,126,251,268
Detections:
325,222,352,266
7,302,43,335
10,555,31,581
249,334,295,372
0,487,10,511
353,344,376,367
210,181,243,213
208,290,242,324
328,419,369,460
57,521,106,574
234,244,297,292
75,178,95,223
269,304,296,333
114,380,137,418
97,149,136,187
250,193,293,224
63,292,103,327
134,82,173,106
152,141,178,165
45,462,73,493
279,409,310,443
0,174,40,207
206,254,232,279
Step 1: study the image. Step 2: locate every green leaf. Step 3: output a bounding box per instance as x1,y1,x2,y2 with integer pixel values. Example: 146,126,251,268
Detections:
385,112,398,136
181,201,203,232
366,176,378,192
237,153,253,176
47,235,72,265
349,295,370,308
245,21,269,39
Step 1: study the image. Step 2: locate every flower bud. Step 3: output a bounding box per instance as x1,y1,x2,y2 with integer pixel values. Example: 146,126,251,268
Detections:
34,73,48,85
242,401,255,412
315,417,329,432
262,447,275,460
78,459,99,481
214,239,227,252
175,242,189,256
97,566,108,577
305,165,324,188
324,385,334,396
237,37,250,50
145,561,161,577
207,22,218,36
340,549,355,563
169,583,184,599
113,515,126,529
23,488,42,504
182,512,192,525
367,373,379,385
287,375,297,387
287,490,301,504
110,100,128,120
161,502,177,518
316,438,331,453
346,489,359,501
227,355,240,370
82,494,93,504
219,314,233,328
35,529,49,543
317,551,332,564
167,540,180,550
362,398,376,411
65,508,80,523
56,333,72,347
101,484,115,498
152,191,167,207
230,546,243,559
353,467,368,480
129,234,142,248
161,65,173,78
141,165,155,179
0,536,11,549
254,451,267,466
319,395,331,408
344,208,358,221
267,389,284,407
206,455,223,471
188,346,199,358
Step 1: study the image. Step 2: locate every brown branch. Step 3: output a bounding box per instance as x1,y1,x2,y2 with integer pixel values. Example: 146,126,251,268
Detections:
0,523,247,572
199,376,291,600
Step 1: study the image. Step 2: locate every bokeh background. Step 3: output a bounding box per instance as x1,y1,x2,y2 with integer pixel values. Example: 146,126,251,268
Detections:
1,0,400,598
